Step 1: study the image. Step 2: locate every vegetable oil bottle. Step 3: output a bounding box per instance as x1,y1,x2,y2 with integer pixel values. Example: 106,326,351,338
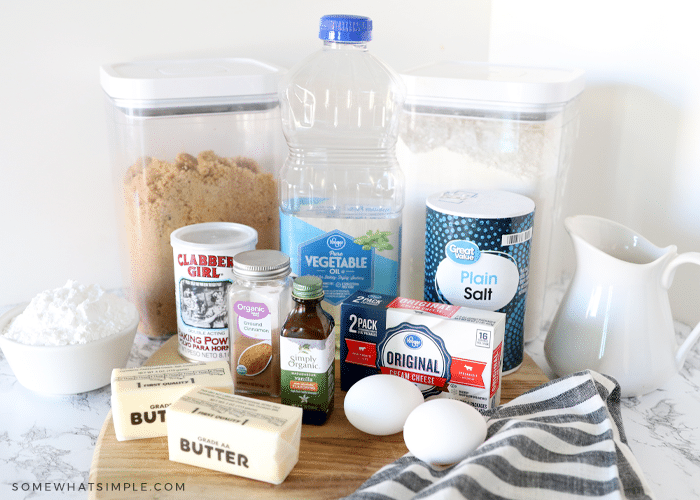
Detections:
278,15,405,342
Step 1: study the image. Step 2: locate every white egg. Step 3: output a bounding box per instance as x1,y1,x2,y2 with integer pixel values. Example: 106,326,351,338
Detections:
344,374,425,435
403,398,487,466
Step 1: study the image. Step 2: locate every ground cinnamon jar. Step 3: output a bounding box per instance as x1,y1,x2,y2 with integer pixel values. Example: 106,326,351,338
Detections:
280,276,335,425
228,250,292,397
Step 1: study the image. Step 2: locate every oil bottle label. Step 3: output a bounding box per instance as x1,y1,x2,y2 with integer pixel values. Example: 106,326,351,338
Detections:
280,335,335,412
280,212,401,306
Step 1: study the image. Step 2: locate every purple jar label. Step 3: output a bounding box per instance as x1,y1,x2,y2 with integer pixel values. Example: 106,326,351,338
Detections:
234,301,270,320
233,301,271,340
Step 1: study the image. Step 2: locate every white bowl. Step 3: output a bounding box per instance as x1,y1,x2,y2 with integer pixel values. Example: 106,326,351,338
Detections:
0,303,139,395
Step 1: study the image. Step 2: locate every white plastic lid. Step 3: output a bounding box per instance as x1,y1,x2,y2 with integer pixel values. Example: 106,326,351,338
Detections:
100,58,284,102
402,61,585,106
427,190,535,219
170,222,258,252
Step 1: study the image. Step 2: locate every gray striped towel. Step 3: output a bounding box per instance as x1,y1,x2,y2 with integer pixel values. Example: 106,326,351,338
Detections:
343,370,654,500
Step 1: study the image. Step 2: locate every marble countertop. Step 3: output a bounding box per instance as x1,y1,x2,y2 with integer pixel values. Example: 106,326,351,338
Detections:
527,324,700,500
1,302,699,500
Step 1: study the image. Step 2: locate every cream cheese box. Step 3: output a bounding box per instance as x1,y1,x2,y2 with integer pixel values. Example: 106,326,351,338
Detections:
340,293,505,410
166,386,303,484
110,361,233,441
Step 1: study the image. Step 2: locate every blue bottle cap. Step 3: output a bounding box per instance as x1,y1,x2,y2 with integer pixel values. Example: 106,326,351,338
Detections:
319,14,372,42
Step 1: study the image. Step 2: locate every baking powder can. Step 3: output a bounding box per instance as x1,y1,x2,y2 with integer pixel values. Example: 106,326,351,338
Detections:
170,222,258,362
424,190,535,373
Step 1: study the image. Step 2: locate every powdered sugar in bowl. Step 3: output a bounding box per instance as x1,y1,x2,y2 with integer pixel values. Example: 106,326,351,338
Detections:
0,280,139,395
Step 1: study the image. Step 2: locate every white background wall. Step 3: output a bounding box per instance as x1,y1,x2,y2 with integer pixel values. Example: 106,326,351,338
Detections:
490,0,700,330
2,0,700,332
0,0,489,300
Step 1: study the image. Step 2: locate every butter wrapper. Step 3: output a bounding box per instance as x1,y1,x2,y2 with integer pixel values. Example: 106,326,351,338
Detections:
166,386,302,484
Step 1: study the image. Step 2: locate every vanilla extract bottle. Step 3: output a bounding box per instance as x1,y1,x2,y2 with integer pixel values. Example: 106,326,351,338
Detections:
280,276,335,425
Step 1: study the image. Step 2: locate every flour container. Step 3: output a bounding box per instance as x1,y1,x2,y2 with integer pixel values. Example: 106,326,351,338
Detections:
398,62,584,342
101,58,285,338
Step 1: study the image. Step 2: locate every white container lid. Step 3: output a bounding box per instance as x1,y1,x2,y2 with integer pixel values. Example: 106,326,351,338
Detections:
427,190,535,219
170,222,258,253
100,58,284,103
402,61,585,107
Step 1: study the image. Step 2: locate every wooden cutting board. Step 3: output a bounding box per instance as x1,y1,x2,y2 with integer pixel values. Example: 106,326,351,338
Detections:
89,336,549,500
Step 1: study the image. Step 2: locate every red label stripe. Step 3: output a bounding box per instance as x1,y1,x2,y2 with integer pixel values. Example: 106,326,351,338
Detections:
379,367,447,388
449,357,487,389
344,339,377,367
387,297,461,318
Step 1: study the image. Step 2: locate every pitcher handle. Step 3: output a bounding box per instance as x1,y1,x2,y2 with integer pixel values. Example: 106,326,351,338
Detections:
661,252,700,369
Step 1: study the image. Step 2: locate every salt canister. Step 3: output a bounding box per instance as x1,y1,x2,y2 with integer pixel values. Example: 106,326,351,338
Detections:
170,222,258,362
424,190,535,373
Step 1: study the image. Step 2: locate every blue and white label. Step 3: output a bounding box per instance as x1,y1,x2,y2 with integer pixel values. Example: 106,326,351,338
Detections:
403,334,423,350
424,202,534,373
377,323,451,398
299,230,373,305
435,250,520,310
445,240,481,264
280,212,401,307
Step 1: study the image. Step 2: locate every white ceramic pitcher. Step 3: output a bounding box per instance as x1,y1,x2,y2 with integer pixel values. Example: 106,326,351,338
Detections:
544,215,700,397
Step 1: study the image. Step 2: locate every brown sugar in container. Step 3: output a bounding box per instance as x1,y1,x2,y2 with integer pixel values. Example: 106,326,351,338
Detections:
100,58,285,338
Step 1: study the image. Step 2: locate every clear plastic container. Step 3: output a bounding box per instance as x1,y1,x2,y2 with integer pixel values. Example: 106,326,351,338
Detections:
278,15,405,336
398,61,584,343
101,58,285,338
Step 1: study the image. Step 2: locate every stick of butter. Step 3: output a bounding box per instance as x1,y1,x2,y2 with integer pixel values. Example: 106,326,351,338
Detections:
111,361,233,441
166,386,303,484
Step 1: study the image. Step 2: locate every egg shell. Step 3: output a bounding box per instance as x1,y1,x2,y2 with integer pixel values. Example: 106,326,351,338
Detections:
403,398,487,466
344,374,424,435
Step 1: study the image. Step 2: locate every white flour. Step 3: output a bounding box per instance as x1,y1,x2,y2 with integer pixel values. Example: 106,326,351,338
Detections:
2,280,137,346
397,111,569,342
